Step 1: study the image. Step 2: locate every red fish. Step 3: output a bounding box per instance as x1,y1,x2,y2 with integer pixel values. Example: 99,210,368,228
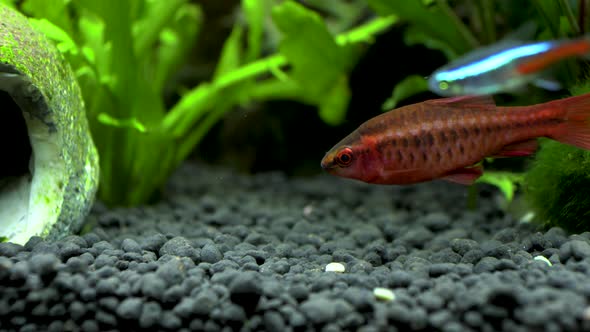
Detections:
321,94,590,185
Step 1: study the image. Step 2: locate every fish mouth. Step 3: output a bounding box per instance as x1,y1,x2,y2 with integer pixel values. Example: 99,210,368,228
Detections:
320,157,335,170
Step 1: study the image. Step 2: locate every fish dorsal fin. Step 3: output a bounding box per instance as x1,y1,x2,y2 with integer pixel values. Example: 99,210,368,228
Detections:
426,95,496,110
501,21,538,43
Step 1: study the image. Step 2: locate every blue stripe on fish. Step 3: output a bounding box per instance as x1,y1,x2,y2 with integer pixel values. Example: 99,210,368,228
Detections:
434,42,554,81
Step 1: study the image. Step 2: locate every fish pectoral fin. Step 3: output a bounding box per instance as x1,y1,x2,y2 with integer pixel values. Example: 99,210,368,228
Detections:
493,139,539,157
441,165,483,185
531,78,562,91
426,95,496,110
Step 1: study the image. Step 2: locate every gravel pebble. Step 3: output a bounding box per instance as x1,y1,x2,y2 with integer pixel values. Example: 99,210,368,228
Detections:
121,238,142,253
0,163,588,331
201,243,223,263
0,242,23,257
300,297,337,324
139,301,162,328
29,253,60,276
116,297,143,320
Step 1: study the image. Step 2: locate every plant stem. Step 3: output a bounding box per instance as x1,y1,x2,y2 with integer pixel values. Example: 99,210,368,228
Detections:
476,0,496,44
213,54,287,91
334,15,398,45
559,0,581,34
162,83,218,136
531,0,561,37
134,0,186,55
434,0,479,48
467,185,478,210
175,102,231,165
248,78,302,101
578,0,586,35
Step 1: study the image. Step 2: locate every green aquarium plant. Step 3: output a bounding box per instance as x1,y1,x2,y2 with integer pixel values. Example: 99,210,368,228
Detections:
0,3,99,244
518,1,590,233
524,139,590,233
519,1,590,233
524,83,590,233
13,0,398,206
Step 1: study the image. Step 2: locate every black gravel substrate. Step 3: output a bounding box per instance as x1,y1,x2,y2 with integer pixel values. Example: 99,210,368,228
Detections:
2,162,590,332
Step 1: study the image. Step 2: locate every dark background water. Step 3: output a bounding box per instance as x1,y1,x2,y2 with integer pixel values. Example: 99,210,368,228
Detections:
177,0,446,176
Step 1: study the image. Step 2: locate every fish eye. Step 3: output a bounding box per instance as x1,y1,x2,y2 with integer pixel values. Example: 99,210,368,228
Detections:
335,147,354,167
438,81,449,91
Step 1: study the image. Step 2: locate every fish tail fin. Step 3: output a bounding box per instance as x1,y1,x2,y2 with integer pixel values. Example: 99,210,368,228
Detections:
552,93,590,150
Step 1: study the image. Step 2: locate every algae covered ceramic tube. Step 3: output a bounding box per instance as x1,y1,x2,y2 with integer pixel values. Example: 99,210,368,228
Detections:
0,4,99,244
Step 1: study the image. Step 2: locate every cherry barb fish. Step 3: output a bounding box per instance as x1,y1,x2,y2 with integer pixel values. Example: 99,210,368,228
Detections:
429,37,590,96
321,94,590,185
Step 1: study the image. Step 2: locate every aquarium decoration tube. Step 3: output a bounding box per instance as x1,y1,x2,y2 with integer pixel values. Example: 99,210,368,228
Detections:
0,4,99,244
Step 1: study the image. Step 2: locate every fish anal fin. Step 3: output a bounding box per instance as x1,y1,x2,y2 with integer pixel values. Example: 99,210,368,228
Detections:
427,95,496,110
441,165,483,185
493,139,539,157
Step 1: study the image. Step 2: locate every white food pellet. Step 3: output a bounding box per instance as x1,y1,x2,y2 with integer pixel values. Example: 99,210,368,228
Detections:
533,255,552,266
325,262,346,273
373,287,395,302
519,211,535,223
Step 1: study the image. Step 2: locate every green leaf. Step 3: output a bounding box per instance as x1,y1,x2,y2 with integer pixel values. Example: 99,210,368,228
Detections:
152,4,202,91
335,15,398,45
476,171,523,203
28,18,78,55
172,4,202,47
81,46,95,64
0,236,7,243
243,0,265,62
366,0,473,56
0,0,17,9
318,75,350,125
164,83,219,136
531,0,562,37
294,0,368,33
213,24,244,80
153,29,181,90
382,75,428,111
403,26,457,59
81,0,136,105
271,1,355,101
97,113,147,133
78,15,111,86
21,0,73,35
75,66,99,108
133,0,186,55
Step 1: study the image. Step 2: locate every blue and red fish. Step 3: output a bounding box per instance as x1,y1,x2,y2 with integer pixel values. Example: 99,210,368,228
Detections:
429,37,590,96
321,93,590,185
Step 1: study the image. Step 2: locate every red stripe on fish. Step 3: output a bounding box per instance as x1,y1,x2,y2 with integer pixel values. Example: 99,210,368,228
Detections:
516,38,590,75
